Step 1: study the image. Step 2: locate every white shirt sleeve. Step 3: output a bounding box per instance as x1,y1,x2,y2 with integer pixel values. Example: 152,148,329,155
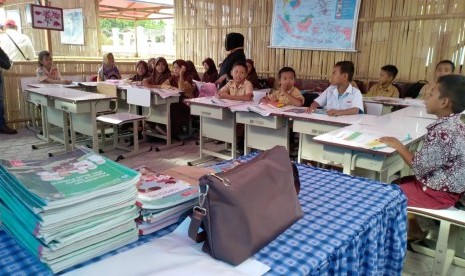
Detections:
351,88,364,112
314,87,330,108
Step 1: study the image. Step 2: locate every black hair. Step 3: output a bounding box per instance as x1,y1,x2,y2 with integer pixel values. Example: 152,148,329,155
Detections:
437,74,465,113
335,61,355,82
436,60,455,72
278,66,296,79
231,61,247,72
381,65,398,79
38,50,51,67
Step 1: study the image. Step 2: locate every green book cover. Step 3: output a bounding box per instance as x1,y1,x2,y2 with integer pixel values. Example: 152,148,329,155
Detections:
0,148,139,205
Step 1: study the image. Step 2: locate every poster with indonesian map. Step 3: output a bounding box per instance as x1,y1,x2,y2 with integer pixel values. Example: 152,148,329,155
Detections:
271,0,361,51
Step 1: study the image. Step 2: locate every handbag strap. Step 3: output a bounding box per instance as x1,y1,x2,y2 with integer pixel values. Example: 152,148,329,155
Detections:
6,33,29,60
188,207,207,243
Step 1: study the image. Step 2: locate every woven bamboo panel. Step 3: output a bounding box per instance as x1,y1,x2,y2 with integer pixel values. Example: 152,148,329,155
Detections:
3,0,100,58
2,59,151,128
175,0,465,82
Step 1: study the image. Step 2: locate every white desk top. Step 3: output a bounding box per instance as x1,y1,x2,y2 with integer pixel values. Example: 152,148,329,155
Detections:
358,114,434,131
388,106,437,120
28,83,80,89
313,121,428,155
78,81,98,87
285,112,379,126
26,87,115,102
363,96,425,107
187,97,246,107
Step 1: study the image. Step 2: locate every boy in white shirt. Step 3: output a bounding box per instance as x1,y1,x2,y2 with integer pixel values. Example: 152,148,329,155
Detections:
307,61,364,116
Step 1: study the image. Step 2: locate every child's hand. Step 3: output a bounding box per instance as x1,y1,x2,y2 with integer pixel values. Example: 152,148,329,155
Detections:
217,91,227,99
378,136,403,150
63,80,72,85
306,102,319,113
259,97,269,104
327,109,340,116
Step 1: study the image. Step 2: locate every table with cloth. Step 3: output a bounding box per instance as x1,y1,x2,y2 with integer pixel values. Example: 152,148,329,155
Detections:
0,153,407,275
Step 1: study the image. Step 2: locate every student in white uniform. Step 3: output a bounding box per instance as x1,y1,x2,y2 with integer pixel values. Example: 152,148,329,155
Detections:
307,61,364,116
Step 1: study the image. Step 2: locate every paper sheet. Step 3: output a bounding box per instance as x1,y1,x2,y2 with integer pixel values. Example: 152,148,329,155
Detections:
64,218,270,276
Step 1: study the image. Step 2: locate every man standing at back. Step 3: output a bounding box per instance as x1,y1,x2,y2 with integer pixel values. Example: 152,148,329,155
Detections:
0,19,35,61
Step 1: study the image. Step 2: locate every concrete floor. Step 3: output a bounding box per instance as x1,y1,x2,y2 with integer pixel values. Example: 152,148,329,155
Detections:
1,128,464,275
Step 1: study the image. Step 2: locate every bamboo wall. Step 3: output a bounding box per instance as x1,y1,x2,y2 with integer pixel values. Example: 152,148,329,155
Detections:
2,59,143,128
174,0,465,82
3,0,465,128
3,0,100,57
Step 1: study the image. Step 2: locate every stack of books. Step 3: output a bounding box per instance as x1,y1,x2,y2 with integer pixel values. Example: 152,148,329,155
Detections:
0,148,140,273
134,166,199,235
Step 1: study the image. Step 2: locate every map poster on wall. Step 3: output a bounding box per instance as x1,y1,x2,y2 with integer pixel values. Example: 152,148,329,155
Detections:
270,0,361,52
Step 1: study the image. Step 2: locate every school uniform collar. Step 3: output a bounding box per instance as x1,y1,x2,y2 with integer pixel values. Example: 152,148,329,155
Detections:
427,113,460,130
230,80,246,89
332,83,354,95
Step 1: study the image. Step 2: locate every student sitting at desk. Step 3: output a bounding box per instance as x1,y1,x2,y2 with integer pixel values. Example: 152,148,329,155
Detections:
97,53,121,81
36,51,72,85
143,57,172,87
162,59,195,99
366,65,400,98
262,66,304,107
379,74,465,239
185,60,201,82
307,61,364,116
417,60,455,100
128,60,150,83
147,57,156,75
246,59,261,89
218,61,253,101
201,58,219,83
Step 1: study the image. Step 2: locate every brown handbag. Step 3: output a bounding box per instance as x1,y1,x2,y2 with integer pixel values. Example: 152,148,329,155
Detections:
188,145,303,265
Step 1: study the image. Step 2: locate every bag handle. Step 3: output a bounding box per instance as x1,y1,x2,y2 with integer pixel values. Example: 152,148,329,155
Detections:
188,183,209,243
188,207,207,243
6,33,29,60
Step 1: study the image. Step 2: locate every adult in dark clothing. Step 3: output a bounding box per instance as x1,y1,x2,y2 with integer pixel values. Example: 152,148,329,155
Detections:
0,47,15,134
215,32,246,87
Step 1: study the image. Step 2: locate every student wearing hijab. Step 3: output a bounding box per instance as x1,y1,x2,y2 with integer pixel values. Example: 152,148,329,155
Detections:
201,58,219,83
129,60,150,82
97,53,121,81
185,60,201,81
143,57,172,87
147,57,156,75
246,59,261,89
162,59,195,99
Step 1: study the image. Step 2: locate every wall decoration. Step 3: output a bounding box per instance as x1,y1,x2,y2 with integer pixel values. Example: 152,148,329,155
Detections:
270,0,361,52
60,9,84,45
31,4,63,31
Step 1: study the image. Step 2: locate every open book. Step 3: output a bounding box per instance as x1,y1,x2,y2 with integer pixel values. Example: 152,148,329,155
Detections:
331,129,411,150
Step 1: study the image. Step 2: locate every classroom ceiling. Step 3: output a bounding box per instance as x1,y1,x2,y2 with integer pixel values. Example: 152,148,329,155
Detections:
98,0,174,20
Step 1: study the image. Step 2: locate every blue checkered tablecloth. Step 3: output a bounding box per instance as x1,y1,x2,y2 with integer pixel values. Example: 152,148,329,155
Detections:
0,155,407,275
